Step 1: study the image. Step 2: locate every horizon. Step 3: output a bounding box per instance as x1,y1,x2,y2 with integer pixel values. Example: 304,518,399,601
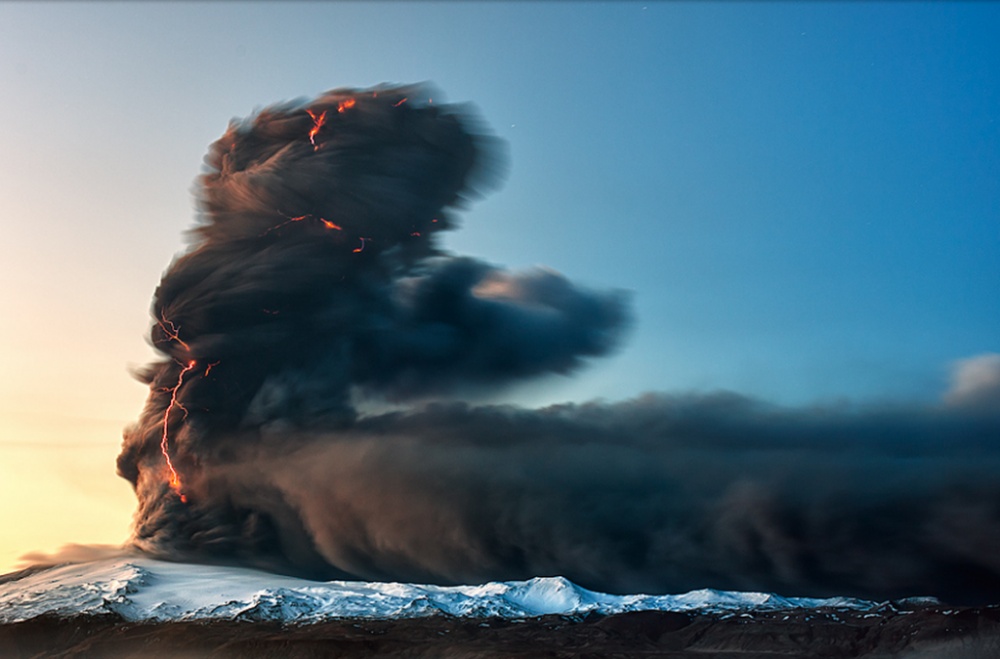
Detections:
0,2,997,583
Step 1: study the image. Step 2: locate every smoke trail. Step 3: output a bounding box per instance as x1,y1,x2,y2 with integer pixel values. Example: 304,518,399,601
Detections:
207,394,1000,603
118,85,1000,604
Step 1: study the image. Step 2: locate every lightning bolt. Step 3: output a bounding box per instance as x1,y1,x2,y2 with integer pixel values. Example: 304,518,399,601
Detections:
306,109,327,150
157,313,191,353
160,359,197,503
261,213,342,237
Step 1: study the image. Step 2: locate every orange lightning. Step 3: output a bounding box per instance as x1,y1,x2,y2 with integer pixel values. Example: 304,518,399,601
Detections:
306,109,327,150
338,98,356,113
160,359,197,503
157,313,191,352
261,214,309,237
261,213,342,237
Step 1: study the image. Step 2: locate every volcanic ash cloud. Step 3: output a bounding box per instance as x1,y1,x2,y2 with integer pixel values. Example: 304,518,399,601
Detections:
118,85,1000,604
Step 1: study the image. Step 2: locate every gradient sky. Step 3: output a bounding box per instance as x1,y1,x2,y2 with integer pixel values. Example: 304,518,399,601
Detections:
0,2,997,574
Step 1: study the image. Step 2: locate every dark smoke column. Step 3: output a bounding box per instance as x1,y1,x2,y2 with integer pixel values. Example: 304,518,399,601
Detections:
117,85,629,575
118,84,1000,603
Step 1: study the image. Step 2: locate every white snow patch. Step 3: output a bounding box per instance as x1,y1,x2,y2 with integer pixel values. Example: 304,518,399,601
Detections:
0,557,880,624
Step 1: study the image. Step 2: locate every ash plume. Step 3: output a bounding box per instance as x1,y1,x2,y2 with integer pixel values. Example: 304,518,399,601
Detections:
118,84,1000,604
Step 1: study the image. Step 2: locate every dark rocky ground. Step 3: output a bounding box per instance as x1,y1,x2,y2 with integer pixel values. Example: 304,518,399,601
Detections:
2,604,999,659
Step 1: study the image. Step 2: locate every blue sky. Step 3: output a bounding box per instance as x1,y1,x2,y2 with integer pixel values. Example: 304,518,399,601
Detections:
0,1,997,568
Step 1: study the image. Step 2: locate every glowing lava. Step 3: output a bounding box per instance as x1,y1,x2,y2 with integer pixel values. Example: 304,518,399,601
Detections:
338,98,356,113
306,109,327,150
353,237,367,253
393,97,408,107
160,359,197,503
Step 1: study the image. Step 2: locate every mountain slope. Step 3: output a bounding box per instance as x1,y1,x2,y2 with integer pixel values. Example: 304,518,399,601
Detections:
2,558,998,658
0,556,874,624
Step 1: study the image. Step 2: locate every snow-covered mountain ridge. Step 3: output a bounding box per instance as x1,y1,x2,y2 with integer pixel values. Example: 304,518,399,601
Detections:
0,557,882,624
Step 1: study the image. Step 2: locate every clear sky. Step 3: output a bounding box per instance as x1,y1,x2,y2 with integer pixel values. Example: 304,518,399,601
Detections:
0,1,997,573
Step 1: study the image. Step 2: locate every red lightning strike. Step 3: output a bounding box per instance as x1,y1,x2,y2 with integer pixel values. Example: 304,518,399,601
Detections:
306,109,327,150
338,98,356,113
262,214,309,236
157,313,191,352
160,359,197,503
261,213,342,237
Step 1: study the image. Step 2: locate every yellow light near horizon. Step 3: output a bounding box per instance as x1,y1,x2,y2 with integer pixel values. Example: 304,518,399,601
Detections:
0,414,136,574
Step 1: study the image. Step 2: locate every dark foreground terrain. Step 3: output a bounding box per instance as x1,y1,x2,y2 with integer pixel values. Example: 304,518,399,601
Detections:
2,604,999,659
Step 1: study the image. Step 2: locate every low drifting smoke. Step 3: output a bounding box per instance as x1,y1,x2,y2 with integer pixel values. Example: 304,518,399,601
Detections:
18,544,135,568
118,85,1000,604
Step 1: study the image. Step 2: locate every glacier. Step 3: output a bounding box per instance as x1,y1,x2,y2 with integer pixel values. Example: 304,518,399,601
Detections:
0,556,878,624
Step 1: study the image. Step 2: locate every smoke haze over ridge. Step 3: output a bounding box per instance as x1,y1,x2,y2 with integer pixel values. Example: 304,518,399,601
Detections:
117,85,1000,604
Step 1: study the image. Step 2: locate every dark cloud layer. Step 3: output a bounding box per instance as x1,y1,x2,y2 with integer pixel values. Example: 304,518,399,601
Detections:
118,85,1000,604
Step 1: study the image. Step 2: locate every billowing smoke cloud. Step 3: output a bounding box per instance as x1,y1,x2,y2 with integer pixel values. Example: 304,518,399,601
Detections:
945,353,1000,411
118,85,1000,604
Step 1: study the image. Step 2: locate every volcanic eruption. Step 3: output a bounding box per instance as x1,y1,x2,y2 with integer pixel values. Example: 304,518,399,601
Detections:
118,84,1000,604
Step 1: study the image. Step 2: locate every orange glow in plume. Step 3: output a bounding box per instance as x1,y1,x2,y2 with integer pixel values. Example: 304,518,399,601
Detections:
157,313,191,353
306,109,327,150
262,213,342,237
160,359,197,503
261,214,308,237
